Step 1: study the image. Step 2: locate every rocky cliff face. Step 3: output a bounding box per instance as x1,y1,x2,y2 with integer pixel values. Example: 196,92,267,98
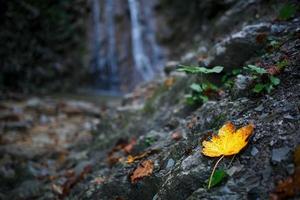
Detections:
65,1,299,199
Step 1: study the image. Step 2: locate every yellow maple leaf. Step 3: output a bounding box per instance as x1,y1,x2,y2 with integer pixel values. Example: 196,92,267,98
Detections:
202,122,254,157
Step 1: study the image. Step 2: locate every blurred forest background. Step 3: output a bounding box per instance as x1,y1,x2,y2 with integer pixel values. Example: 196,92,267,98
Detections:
0,0,280,94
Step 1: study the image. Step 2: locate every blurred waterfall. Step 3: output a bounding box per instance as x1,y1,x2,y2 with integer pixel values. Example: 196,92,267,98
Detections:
142,0,164,74
89,0,165,92
128,0,154,81
91,0,102,74
105,0,119,90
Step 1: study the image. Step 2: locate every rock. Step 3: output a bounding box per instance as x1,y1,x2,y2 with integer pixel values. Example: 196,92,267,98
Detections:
59,101,100,117
165,158,175,169
251,147,259,156
235,75,250,90
9,180,44,199
226,165,243,176
26,98,42,108
164,61,179,75
254,105,264,112
2,121,31,131
271,147,291,162
205,23,271,70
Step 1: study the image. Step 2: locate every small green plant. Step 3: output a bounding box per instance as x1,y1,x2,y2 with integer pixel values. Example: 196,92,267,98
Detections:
178,65,223,74
144,136,157,147
209,169,227,188
177,65,223,105
185,82,219,105
221,69,242,88
244,65,280,93
278,3,297,20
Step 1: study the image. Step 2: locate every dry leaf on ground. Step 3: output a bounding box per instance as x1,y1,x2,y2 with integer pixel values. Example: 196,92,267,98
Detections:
164,77,176,88
130,160,154,183
171,131,182,141
126,149,160,164
202,122,254,157
270,145,300,199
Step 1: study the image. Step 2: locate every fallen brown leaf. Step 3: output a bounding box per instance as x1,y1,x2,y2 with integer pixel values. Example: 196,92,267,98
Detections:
171,131,182,141
294,145,300,166
126,152,148,164
256,32,268,44
107,138,136,166
123,138,136,154
130,160,154,183
187,116,198,129
270,168,300,200
270,145,300,199
55,165,93,199
164,77,176,88
126,149,160,164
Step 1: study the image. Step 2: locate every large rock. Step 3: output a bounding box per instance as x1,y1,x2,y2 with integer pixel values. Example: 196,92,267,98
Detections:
204,22,271,70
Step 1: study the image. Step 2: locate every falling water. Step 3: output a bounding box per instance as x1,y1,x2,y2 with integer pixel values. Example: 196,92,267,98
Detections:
128,0,154,81
89,0,165,92
142,0,164,73
105,0,119,90
91,0,102,74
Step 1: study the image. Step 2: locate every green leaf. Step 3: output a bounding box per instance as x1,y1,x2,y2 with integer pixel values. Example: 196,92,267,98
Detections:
177,65,203,74
200,95,209,102
177,65,223,74
266,84,274,93
221,74,229,83
269,76,280,86
232,69,242,75
207,82,219,91
253,83,265,93
210,169,227,188
185,94,199,105
190,83,202,92
244,65,267,75
278,3,297,20
208,66,224,73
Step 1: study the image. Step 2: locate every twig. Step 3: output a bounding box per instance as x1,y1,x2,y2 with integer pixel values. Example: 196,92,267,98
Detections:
208,155,224,189
228,154,236,168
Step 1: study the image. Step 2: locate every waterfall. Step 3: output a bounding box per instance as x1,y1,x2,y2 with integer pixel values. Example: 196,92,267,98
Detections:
89,0,165,92
91,0,102,74
142,0,164,73
105,0,119,90
128,0,154,81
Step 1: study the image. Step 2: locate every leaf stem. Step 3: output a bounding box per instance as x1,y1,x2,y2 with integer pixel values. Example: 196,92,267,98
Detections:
208,155,224,189
228,155,236,168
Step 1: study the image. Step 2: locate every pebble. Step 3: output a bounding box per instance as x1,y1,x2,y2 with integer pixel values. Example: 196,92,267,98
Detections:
251,147,259,156
166,158,175,169
271,147,290,162
254,105,264,112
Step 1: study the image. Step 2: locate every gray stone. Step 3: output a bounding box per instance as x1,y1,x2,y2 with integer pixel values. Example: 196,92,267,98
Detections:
251,147,259,156
272,147,290,162
166,158,175,169
205,23,271,71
